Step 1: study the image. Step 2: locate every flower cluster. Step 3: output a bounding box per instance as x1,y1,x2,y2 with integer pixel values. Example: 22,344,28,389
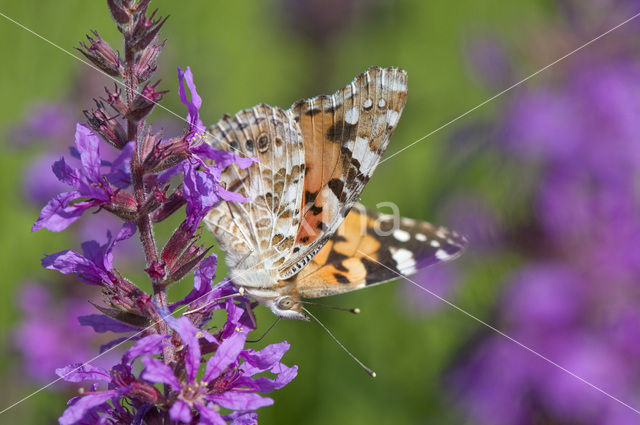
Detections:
450,1,640,424
28,1,296,423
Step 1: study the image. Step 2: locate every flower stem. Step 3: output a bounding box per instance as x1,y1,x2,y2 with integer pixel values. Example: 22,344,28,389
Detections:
124,34,174,364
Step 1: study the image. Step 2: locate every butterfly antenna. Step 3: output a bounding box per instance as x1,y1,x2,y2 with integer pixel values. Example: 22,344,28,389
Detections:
302,307,376,378
246,317,281,343
300,301,360,314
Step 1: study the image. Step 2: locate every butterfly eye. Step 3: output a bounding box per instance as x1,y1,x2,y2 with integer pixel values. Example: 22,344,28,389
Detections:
257,134,270,153
277,296,295,310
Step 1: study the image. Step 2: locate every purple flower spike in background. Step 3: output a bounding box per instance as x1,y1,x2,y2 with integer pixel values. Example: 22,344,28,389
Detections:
450,3,640,424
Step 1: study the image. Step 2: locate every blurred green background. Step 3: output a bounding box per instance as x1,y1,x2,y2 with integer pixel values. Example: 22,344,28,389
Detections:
0,1,591,424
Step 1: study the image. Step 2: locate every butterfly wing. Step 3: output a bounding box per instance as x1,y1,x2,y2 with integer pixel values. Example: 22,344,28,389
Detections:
204,105,305,279
289,204,467,298
280,66,408,279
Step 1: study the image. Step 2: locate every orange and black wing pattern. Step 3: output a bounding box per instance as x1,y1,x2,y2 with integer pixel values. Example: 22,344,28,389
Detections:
289,204,467,298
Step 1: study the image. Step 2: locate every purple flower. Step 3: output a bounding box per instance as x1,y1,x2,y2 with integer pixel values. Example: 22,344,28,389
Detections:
162,67,256,231
32,124,135,232
464,34,512,89
42,222,136,286
8,103,75,147
401,261,459,316
177,66,204,139
57,334,168,425
142,322,297,424
13,283,119,384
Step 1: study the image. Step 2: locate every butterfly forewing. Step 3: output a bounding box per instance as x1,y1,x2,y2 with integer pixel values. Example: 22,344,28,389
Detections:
290,204,467,298
280,66,408,279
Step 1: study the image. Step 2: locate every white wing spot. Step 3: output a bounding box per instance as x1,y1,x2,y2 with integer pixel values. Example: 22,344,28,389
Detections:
345,106,360,125
416,233,427,242
435,249,450,260
378,98,386,108
390,247,416,274
393,229,410,242
430,240,440,248
363,98,373,109
386,110,399,126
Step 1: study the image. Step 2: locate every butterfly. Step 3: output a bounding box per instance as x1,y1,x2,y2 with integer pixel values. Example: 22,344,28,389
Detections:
204,66,467,320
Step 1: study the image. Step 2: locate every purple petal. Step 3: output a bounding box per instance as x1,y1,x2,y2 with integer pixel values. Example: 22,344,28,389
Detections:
270,363,298,388
56,363,111,383
52,157,80,187
101,336,135,353
182,161,220,231
75,124,102,182
217,184,250,203
225,411,258,425
140,356,181,391
194,254,217,293
131,404,154,425
237,364,298,392
172,278,237,310
241,341,290,373
123,334,168,364
169,400,193,423
195,402,226,425
103,221,137,270
32,191,93,232
59,391,116,425
190,143,257,169
167,316,201,382
209,392,273,410
42,249,110,286
106,142,134,188
177,66,203,132
78,314,138,333
203,331,247,382
156,161,184,184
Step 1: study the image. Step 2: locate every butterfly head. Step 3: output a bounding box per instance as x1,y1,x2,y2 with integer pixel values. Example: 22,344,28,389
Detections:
268,295,308,321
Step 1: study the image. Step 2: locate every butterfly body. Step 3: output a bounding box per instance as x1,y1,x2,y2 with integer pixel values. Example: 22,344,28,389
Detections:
204,66,466,320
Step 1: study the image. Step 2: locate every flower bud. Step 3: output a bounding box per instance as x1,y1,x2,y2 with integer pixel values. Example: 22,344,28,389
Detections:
131,9,167,51
152,189,186,223
127,81,167,121
145,261,166,281
107,0,130,26
161,221,194,270
84,101,128,149
130,381,164,404
104,190,138,220
135,39,165,83
78,31,124,77
102,84,128,116
144,136,190,173
166,242,211,284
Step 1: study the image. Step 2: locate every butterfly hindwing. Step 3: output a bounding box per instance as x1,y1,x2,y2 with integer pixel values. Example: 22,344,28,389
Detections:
280,66,408,279
204,105,305,274
289,204,467,298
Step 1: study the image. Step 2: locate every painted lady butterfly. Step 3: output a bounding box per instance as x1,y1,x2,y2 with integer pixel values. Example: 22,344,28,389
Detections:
204,66,467,320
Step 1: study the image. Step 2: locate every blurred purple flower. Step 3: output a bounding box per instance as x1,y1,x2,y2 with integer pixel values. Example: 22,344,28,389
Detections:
454,11,640,424
8,103,76,147
401,262,459,316
13,283,118,384
464,35,512,89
